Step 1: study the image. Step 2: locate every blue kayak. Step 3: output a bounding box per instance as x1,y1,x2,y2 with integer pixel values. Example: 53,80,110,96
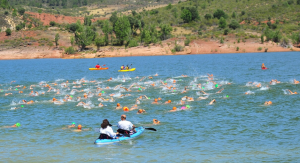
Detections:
94,127,145,144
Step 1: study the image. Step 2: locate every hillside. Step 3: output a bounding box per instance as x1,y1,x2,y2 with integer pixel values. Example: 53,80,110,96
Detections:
0,0,300,60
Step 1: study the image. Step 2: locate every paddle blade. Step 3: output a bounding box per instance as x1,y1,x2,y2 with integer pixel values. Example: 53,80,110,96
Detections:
145,128,156,131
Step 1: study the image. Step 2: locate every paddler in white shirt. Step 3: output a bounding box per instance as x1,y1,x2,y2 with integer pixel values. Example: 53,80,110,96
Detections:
98,119,119,139
117,114,136,136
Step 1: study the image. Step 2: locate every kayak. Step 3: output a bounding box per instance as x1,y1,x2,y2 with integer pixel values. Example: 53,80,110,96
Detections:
262,67,268,70
94,127,145,144
118,68,136,72
89,67,109,70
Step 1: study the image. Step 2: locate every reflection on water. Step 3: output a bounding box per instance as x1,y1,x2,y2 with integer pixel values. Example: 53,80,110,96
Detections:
0,52,300,162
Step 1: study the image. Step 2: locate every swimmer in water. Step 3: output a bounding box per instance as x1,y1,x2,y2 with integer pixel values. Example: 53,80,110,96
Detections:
5,93,12,96
116,103,122,109
98,103,104,107
4,123,21,128
153,119,160,124
264,101,272,105
152,98,159,104
164,100,172,104
68,122,76,128
107,77,113,81
130,104,138,111
201,91,209,95
137,109,146,114
136,99,140,104
216,88,224,93
287,89,298,94
294,79,299,84
198,96,208,100
72,124,89,132
209,99,216,105
169,106,178,112
187,97,194,102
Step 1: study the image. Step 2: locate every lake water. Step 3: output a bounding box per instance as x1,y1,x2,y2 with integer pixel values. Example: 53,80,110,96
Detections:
1,52,300,162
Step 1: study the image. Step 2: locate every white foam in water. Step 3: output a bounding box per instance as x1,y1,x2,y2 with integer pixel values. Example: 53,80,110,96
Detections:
260,86,269,90
245,90,255,94
55,79,65,82
282,89,289,95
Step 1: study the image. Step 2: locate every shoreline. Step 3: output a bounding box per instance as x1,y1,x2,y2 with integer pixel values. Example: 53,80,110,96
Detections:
0,38,298,60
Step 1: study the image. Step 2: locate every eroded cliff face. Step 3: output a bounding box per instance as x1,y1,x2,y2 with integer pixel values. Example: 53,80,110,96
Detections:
0,14,23,31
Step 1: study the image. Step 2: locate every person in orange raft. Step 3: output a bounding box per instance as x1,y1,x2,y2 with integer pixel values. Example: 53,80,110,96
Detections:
95,64,101,68
153,119,160,124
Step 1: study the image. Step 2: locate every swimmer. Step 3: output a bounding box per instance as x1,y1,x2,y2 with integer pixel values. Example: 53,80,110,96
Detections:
209,99,216,105
180,100,185,105
201,91,209,95
153,119,160,124
169,106,177,112
187,97,194,102
287,89,298,94
148,77,153,79
76,101,86,106
198,96,208,100
72,124,89,132
68,122,76,128
4,123,21,128
264,101,272,105
10,81,16,84
107,77,113,81
27,100,34,104
19,91,23,93
98,103,104,107
22,99,27,103
130,104,138,111
136,99,140,104
216,88,224,93
137,109,146,114
164,100,172,104
294,79,299,84
154,73,158,76
181,74,188,77
116,103,122,109
152,98,159,104
5,93,12,96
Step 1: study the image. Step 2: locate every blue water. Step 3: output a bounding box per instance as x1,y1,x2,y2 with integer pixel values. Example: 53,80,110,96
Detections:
0,52,300,162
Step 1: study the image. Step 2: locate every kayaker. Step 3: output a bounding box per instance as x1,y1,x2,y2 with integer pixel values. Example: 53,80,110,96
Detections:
117,114,136,136
261,63,266,69
95,64,101,68
120,65,125,70
98,119,118,139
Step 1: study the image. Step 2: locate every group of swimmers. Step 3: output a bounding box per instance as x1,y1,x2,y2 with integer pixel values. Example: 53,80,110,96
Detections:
2,67,300,131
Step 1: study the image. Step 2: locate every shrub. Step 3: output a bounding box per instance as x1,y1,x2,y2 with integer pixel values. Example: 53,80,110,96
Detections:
18,8,25,15
231,12,236,18
65,46,76,54
288,0,294,5
198,31,202,35
228,20,240,29
184,37,190,46
272,30,281,43
257,47,262,51
220,37,224,44
69,23,79,32
204,14,212,20
291,32,300,44
4,11,9,15
12,10,17,17
224,29,229,35
219,17,227,29
261,35,264,44
298,0,300,5
241,11,245,16
265,48,268,52
5,28,11,36
236,47,239,51
127,39,138,48
280,37,289,48
213,9,227,19
50,21,56,26
166,3,172,10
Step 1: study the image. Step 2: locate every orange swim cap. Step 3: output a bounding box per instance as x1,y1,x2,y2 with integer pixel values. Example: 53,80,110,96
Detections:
138,109,143,113
173,107,177,110
123,107,129,111
78,124,82,129
154,99,158,102
158,98,162,100
117,103,120,106
168,100,171,103
53,98,56,101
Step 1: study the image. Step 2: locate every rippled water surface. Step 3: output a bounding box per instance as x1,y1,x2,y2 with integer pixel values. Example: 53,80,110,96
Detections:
1,52,300,162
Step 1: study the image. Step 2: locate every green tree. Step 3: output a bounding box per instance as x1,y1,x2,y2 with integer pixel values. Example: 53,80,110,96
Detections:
166,3,172,10
5,28,11,36
55,33,60,47
219,17,227,29
18,8,25,15
213,9,227,19
261,35,264,44
75,25,96,50
109,12,118,26
95,36,105,51
113,16,131,45
231,12,236,18
12,9,17,17
297,0,300,5
181,9,192,23
50,21,56,26
204,14,212,20
228,20,240,29
0,0,9,9
102,20,113,45
159,24,172,40
141,29,152,45
84,16,92,26
70,36,75,46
